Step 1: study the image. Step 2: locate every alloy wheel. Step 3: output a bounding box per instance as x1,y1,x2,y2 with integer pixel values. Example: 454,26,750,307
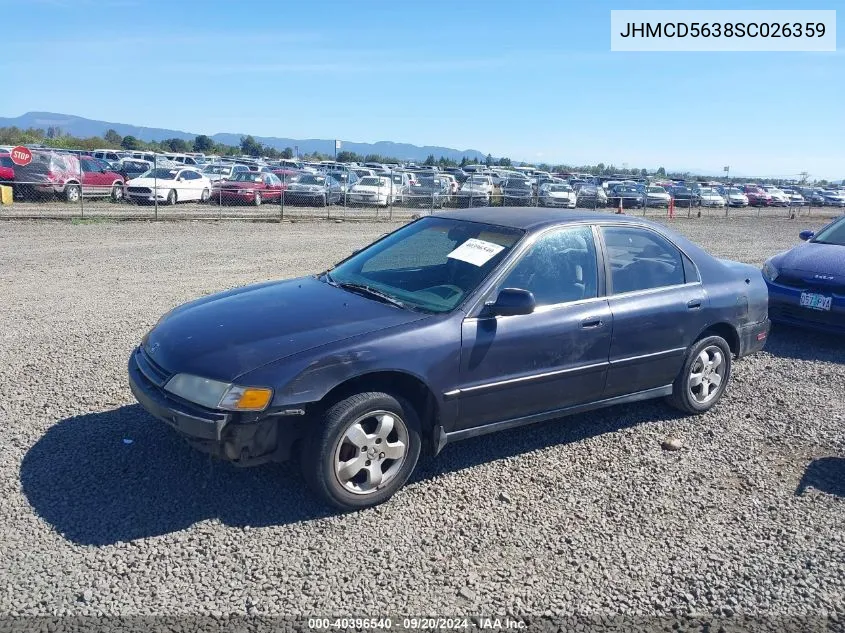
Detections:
688,346,726,405
333,410,409,495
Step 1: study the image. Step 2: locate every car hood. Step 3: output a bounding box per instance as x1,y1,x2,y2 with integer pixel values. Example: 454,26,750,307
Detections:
128,177,179,187
143,277,431,382
220,182,262,190
775,243,845,276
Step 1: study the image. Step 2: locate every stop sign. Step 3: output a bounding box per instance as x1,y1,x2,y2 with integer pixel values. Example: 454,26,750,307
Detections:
10,146,32,167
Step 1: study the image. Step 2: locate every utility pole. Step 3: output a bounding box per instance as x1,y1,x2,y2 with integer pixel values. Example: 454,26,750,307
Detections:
799,171,809,184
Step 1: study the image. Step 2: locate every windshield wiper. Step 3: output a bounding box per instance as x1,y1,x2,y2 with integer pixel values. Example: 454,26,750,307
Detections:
335,281,409,309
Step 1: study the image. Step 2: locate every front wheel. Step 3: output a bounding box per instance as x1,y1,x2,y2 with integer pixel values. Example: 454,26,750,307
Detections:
301,392,422,510
253,191,262,206
666,335,732,414
200,188,210,203
166,189,177,206
111,184,124,202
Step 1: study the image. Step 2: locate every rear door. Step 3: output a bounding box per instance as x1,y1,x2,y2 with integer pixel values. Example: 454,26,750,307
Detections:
598,224,708,398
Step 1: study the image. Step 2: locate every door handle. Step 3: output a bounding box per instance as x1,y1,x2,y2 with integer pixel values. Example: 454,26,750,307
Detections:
581,317,603,329
687,299,702,309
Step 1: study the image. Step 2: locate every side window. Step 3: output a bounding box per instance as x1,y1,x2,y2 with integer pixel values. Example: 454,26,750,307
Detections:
499,225,598,307
601,226,686,294
79,158,98,173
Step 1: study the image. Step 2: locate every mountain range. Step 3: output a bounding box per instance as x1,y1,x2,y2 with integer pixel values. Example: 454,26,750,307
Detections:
0,112,489,163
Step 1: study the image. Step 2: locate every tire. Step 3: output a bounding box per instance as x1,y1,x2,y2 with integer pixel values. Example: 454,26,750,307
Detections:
253,191,262,206
321,194,327,207
200,188,210,203
666,335,732,414
111,184,124,202
166,189,177,206
65,184,81,203
301,392,422,511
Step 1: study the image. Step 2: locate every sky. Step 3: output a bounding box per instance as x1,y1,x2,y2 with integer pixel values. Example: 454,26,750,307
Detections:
1,0,843,178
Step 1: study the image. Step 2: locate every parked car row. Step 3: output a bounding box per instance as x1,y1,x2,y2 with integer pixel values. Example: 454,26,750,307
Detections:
4,149,845,213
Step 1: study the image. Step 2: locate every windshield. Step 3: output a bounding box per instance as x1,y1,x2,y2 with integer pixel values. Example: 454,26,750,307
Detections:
145,169,180,180
358,177,387,187
648,187,665,193
299,175,326,185
203,165,230,174
811,218,845,246
326,217,524,313
549,185,572,192
230,172,263,182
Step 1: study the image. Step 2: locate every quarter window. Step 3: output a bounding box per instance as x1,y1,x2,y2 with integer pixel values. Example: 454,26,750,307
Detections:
601,226,686,294
499,225,598,307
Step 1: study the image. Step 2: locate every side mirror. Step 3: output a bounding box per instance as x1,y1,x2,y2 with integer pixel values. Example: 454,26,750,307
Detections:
799,230,814,241
484,288,535,317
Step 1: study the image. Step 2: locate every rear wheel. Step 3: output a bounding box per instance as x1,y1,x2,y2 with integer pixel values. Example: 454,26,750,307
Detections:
111,184,124,202
253,191,262,206
301,392,422,510
65,184,81,203
666,335,732,414
200,188,210,203
166,189,177,206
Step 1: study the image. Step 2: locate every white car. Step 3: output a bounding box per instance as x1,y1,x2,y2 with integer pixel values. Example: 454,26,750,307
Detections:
763,186,790,206
460,174,494,198
722,187,750,207
440,174,459,195
645,185,672,207
781,188,805,206
202,163,250,183
698,188,726,207
125,167,212,205
348,176,394,207
538,183,577,208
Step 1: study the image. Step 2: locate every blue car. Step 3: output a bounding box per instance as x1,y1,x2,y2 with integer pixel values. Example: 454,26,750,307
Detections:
763,215,845,334
129,209,770,510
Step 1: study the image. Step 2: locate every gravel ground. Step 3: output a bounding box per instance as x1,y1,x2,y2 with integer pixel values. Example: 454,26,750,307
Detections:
0,215,843,630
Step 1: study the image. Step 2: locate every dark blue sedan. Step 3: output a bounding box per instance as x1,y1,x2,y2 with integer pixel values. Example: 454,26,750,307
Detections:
129,209,770,510
763,215,845,335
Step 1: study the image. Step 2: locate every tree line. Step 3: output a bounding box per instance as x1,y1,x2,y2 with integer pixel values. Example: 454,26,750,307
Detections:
0,126,829,185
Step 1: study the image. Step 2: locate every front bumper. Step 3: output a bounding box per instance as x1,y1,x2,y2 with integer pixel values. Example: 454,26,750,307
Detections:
766,283,845,335
127,347,302,465
541,197,575,207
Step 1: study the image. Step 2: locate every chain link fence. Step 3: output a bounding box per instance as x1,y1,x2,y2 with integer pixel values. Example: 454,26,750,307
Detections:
1,152,842,222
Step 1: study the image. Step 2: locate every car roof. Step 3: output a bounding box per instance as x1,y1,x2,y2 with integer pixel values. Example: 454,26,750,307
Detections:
434,207,666,231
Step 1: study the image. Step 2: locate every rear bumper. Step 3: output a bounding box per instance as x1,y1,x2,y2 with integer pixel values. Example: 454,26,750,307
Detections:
127,347,303,465
737,319,771,358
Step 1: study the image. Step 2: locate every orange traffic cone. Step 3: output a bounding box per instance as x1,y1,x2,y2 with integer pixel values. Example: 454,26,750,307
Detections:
616,195,624,214
668,197,675,219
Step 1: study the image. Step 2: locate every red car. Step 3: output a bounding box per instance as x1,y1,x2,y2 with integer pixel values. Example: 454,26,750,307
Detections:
741,185,772,207
15,151,125,202
213,171,283,206
0,152,15,185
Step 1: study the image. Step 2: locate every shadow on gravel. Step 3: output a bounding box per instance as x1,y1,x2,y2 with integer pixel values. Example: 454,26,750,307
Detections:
795,456,845,498
20,404,332,546
764,324,845,364
22,400,676,546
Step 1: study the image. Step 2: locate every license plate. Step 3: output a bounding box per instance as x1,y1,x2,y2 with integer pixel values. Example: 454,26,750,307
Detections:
800,292,832,311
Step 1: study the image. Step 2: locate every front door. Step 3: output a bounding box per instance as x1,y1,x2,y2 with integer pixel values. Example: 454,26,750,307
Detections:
455,224,612,430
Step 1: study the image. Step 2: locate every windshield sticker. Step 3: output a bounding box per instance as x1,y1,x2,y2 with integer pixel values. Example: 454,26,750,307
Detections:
447,238,505,267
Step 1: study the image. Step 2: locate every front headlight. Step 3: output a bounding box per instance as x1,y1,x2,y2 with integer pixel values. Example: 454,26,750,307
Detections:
761,260,779,283
164,373,273,411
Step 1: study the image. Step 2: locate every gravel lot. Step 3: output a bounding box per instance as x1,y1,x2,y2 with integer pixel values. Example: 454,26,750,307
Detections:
0,215,843,630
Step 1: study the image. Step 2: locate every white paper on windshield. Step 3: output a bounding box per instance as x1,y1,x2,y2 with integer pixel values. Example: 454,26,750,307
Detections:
447,238,505,267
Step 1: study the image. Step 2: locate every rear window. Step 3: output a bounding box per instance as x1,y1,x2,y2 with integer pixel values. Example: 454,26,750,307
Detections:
0,156,14,168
